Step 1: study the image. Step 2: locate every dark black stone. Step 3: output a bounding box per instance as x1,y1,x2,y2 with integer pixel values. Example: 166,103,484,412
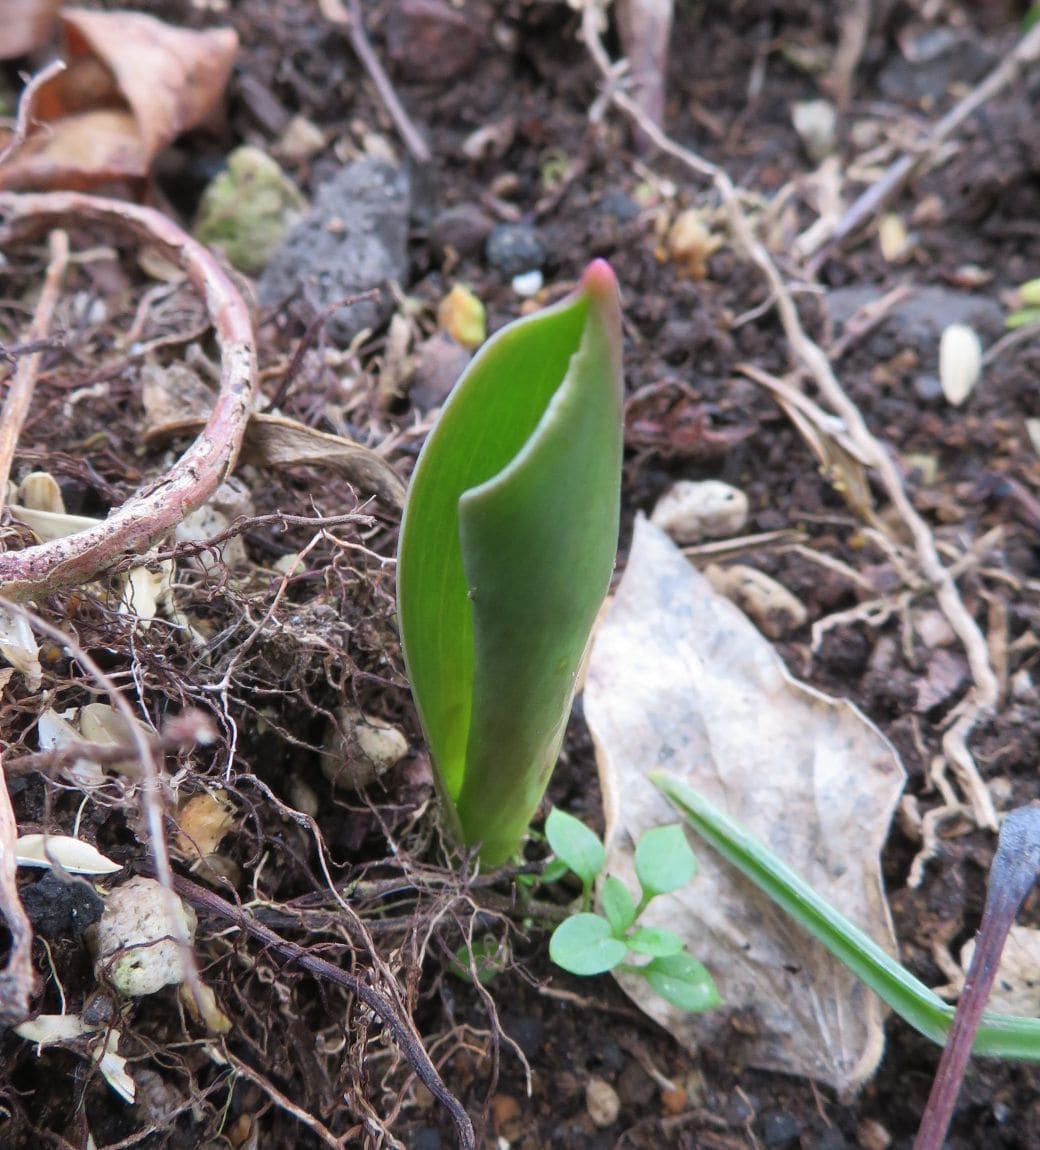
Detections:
486,223,546,277
761,1108,801,1147
21,871,105,940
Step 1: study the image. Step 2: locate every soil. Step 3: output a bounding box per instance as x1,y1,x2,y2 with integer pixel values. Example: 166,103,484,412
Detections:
3,1,1040,1149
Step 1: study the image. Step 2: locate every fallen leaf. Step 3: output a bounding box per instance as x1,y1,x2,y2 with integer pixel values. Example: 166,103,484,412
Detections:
0,9,237,191
584,517,907,1092
146,412,406,507
175,790,234,859
960,926,1040,1018
0,0,62,59
0,604,42,691
15,1014,136,1102
16,833,121,875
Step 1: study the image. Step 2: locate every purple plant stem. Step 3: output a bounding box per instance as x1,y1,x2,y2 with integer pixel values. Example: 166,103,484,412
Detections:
913,807,1040,1150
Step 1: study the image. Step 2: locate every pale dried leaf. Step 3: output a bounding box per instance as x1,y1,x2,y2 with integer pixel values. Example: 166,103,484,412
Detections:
9,503,102,541
147,412,406,507
15,1015,135,1102
0,605,42,691
17,471,66,514
119,560,174,626
959,926,1040,1018
16,833,121,875
37,707,105,786
175,790,234,859
0,0,62,58
584,518,907,1092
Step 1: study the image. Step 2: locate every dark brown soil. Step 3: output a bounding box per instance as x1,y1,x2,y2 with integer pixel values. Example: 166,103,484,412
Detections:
3,2,1040,1149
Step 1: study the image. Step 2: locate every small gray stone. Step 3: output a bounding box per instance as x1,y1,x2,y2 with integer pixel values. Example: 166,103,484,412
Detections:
486,223,546,277
761,1108,801,1148
259,158,411,346
430,203,493,258
597,190,640,222
827,286,1003,356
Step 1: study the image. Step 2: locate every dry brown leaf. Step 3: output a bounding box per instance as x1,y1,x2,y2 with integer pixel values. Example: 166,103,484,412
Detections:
0,9,237,190
175,790,234,859
0,0,62,59
148,412,406,508
584,518,907,1092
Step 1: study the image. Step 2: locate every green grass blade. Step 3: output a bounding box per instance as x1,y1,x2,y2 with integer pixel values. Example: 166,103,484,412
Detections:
652,771,1040,1059
398,263,623,864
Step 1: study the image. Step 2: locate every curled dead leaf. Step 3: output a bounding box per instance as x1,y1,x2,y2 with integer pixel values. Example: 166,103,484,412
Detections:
147,412,406,508
0,9,237,190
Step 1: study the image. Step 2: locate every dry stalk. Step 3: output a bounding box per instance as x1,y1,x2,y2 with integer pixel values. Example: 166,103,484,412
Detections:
0,747,36,1024
580,7,999,833
0,191,256,601
0,229,69,512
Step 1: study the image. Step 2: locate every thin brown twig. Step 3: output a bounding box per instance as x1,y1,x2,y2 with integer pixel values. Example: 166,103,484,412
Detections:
581,8,999,832
0,191,257,601
0,60,66,168
317,0,431,164
170,870,476,1150
0,229,69,515
0,747,37,1025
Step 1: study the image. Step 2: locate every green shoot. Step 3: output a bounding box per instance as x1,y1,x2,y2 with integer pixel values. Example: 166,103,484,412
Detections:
653,771,1040,1059
397,262,623,867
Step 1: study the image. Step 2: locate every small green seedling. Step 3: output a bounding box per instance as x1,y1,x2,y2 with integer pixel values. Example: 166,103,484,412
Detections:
1005,277,1040,330
544,808,720,1013
398,262,623,868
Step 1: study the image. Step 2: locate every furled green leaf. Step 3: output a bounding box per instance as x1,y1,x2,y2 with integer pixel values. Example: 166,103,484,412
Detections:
640,953,721,1013
550,913,628,976
601,875,637,935
398,262,623,865
634,824,696,898
546,807,605,888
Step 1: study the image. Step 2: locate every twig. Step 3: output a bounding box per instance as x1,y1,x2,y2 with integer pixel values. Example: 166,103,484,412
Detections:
170,870,476,1150
581,8,1000,830
0,748,37,1025
317,0,431,164
0,60,66,168
0,229,69,514
0,191,257,601
0,601,206,1016
805,19,1040,261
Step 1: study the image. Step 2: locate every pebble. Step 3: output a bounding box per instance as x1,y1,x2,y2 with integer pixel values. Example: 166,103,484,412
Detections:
585,1077,621,1128
761,1108,801,1147
410,1127,442,1150
385,0,485,83
512,269,543,297
21,870,105,940
486,223,546,277
705,564,808,639
616,1061,656,1108
792,99,837,164
855,1117,892,1150
259,158,411,346
826,286,1003,357
650,480,749,543
95,876,197,996
410,332,471,410
597,190,640,222
430,202,494,258
321,706,409,791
